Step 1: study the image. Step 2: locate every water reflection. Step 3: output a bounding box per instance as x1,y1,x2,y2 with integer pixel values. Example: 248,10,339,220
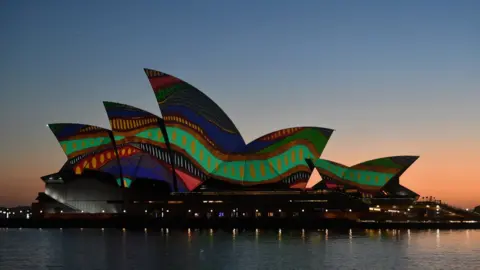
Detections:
0,229,479,270
348,229,353,254
408,229,411,246
436,229,441,248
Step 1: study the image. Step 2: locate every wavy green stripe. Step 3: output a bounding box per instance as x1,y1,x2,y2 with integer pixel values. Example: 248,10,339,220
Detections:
113,135,126,141
314,159,394,187
135,127,167,143
343,168,393,187
165,126,314,182
62,136,112,156
314,159,348,179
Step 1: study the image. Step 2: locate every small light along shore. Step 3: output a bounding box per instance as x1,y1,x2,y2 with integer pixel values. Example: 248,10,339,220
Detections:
1,217,479,230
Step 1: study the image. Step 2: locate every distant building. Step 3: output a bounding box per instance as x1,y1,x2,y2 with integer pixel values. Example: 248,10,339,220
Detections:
474,206,480,214
33,68,420,215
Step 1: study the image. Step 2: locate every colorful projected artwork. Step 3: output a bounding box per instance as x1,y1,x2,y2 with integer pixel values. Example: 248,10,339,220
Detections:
311,156,419,192
144,68,251,190
48,123,120,176
212,127,333,187
46,68,418,194
144,68,246,153
103,102,182,190
144,68,334,189
245,127,333,188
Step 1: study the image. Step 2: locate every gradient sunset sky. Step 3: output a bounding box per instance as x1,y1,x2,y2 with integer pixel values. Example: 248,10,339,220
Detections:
0,1,479,207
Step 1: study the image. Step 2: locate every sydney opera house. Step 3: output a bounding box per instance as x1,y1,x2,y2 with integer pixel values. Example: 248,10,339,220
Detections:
32,68,423,220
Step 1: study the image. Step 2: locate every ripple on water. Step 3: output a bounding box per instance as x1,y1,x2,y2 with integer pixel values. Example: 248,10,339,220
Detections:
0,228,479,270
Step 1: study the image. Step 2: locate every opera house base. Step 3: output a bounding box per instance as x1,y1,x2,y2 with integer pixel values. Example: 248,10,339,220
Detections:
22,189,480,230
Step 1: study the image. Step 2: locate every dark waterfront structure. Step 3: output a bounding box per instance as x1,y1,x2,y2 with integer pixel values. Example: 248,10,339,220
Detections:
29,68,479,225
0,206,31,220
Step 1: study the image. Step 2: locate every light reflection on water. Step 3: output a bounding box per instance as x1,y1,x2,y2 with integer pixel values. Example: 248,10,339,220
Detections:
0,228,479,270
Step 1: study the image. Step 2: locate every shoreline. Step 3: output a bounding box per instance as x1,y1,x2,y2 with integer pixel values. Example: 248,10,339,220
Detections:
1,218,479,230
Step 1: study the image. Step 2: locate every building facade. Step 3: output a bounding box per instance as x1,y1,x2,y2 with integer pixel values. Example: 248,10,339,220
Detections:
33,68,420,216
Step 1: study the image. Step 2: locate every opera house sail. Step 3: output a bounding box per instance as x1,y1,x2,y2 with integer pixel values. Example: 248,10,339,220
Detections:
33,68,420,215
103,101,177,190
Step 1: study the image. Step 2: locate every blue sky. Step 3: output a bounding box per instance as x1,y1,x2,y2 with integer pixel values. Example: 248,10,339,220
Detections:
0,1,479,206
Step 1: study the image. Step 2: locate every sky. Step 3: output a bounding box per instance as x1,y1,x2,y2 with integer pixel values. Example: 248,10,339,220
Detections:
0,1,479,208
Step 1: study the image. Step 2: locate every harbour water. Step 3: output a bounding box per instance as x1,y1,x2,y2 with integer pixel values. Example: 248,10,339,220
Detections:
0,228,479,270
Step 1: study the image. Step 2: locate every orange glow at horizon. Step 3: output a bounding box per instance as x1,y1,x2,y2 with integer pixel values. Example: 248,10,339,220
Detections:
1,135,479,209
321,136,480,209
